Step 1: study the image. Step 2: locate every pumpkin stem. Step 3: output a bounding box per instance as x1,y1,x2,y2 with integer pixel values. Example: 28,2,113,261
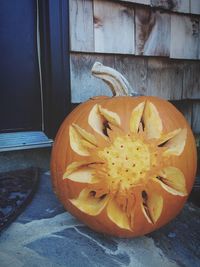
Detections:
91,62,138,97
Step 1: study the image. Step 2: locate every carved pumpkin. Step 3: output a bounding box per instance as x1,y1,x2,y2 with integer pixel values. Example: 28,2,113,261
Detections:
51,62,197,237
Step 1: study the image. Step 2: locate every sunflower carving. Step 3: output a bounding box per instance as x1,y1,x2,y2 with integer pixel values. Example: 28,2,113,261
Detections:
51,62,196,237
63,101,188,231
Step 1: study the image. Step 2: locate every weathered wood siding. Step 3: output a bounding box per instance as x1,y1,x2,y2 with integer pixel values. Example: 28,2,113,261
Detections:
135,7,171,56
191,0,200,15
121,0,200,15
70,0,200,59
69,0,94,52
94,1,135,54
150,0,190,13
70,53,199,102
182,62,200,99
68,0,200,133
170,15,200,59
192,102,200,133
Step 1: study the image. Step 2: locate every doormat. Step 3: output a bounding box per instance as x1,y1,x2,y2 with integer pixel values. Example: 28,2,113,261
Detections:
0,168,39,232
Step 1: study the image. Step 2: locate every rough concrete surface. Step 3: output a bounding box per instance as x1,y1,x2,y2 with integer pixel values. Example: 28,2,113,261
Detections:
0,170,199,267
0,148,51,173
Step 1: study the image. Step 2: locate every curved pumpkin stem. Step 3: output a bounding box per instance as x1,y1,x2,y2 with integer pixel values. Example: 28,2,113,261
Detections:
91,62,138,97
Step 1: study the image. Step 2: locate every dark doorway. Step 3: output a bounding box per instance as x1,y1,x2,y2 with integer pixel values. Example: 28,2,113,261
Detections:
0,0,42,133
0,0,70,151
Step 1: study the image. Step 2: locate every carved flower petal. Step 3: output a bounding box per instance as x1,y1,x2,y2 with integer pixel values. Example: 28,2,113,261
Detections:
80,139,97,150
141,190,163,224
158,128,181,146
70,188,109,216
72,123,97,145
63,161,88,177
98,105,121,126
88,104,107,138
107,198,132,231
155,167,187,196
69,125,96,156
162,129,187,156
130,102,145,133
88,104,120,138
143,102,163,139
63,161,100,184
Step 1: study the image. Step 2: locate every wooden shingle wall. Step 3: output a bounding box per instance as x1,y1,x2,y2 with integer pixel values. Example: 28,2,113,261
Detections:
68,0,200,133
122,0,200,15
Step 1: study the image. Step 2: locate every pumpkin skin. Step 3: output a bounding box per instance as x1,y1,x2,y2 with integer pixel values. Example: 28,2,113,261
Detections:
51,94,197,238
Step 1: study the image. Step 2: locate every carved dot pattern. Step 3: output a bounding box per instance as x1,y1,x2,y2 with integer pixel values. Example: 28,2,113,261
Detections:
63,101,188,232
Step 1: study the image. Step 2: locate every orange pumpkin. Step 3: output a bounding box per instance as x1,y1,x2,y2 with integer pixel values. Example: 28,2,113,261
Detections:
51,62,197,237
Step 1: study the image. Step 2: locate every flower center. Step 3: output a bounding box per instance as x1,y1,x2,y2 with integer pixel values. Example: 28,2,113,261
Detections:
98,135,157,191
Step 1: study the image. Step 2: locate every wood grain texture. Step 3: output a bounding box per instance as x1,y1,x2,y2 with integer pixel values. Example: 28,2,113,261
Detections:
70,54,148,102
190,0,200,15
121,0,200,15
70,53,200,103
135,7,170,56
192,101,200,133
70,54,115,103
120,0,151,4
70,54,149,102
115,56,148,96
69,0,94,52
147,58,183,100
69,0,200,59
93,0,135,54
182,62,200,99
170,15,200,59
151,0,190,13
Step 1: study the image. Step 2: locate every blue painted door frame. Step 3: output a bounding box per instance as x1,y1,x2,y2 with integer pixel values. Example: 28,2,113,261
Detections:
0,0,70,139
0,0,42,133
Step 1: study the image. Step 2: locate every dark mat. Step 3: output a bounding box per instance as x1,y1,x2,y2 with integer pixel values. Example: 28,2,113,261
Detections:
0,168,39,232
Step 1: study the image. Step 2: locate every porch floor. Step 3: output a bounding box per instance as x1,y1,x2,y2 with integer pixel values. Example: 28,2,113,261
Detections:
0,168,199,267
